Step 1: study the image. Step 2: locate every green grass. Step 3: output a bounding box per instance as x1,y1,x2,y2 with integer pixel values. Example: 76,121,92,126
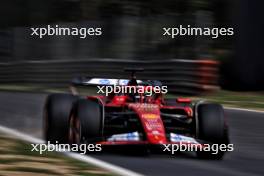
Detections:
193,90,264,110
0,134,114,176
5,167,61,175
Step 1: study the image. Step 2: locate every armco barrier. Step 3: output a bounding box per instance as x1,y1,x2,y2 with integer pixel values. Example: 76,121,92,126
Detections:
0,59,219,94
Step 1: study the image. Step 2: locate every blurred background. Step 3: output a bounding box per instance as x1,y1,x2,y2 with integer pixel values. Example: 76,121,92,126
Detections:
0,1,264,176
0,0,263,94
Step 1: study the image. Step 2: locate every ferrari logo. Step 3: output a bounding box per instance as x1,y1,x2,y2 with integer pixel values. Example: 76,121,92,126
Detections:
142,113,158,119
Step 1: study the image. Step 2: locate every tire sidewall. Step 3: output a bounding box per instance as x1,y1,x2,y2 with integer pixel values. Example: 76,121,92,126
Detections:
44,94,77,143
72,99,102,143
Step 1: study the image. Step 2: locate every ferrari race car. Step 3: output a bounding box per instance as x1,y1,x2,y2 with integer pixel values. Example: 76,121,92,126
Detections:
44,69,230,159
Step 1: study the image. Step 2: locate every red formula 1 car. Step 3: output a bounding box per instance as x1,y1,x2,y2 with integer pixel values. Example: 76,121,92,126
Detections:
44,69,229,159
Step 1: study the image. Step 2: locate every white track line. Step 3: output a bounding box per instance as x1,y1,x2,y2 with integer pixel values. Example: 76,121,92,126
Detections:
0,107,262,176
224,107,264,114
0,125,144,176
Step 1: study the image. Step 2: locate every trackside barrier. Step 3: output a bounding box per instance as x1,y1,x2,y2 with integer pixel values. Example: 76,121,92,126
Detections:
0,59,219,95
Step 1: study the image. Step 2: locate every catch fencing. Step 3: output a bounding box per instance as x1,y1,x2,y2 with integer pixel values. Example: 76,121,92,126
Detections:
0,59,219,94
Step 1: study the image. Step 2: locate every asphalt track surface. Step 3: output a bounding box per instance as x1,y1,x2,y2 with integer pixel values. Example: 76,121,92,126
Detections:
0,91,263,176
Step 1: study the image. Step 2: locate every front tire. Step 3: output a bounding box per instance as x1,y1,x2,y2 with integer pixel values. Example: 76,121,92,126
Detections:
68,99,102,144
44,94,77,143
196,103,229,160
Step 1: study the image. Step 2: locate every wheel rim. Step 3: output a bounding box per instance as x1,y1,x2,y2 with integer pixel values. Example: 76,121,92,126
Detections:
69,114,81,144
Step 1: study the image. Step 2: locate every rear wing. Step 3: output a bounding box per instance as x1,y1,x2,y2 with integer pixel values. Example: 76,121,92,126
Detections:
70,77,163,95
71,77,143,86
72,68,145,86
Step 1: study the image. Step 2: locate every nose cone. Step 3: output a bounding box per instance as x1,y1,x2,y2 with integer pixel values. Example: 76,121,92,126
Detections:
146,131,167,144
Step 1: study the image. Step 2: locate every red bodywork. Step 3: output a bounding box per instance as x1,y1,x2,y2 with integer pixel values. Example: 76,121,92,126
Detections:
87,91,196,146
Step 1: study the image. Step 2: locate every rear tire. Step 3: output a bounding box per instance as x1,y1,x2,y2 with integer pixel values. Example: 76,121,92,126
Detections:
44,94,77,143
196,103,229,160
68,99,102,144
